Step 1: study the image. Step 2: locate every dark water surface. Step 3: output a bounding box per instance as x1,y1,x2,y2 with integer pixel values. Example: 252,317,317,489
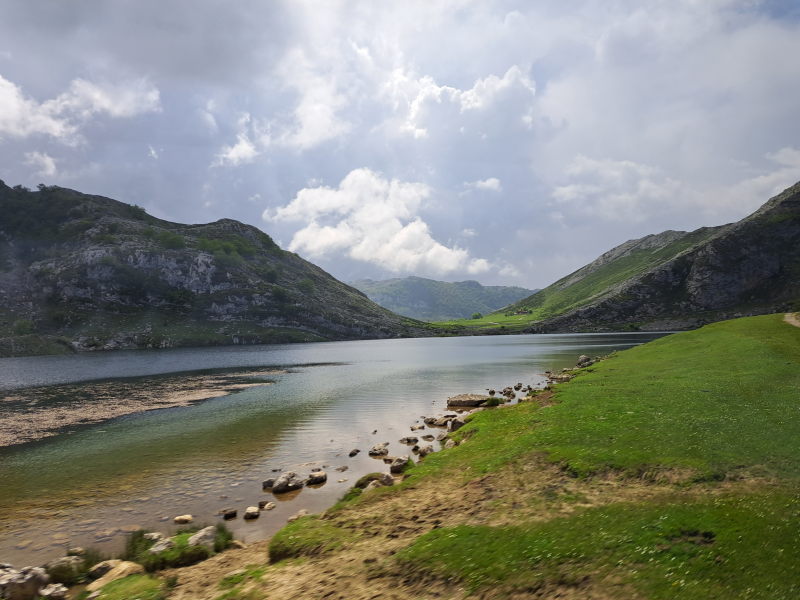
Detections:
0,332,667,565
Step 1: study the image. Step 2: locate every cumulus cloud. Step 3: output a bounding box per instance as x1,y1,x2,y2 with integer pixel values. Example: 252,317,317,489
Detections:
266,168,490,275
551,156,683,222
0,73,160,143
24,151,56,177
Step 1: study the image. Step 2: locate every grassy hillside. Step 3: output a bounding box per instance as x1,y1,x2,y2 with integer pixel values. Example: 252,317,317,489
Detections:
192,313,800,600
436,182,800,333
350,276,536,321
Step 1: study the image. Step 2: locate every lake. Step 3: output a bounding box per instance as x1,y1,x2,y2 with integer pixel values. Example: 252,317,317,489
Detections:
0,332,667,566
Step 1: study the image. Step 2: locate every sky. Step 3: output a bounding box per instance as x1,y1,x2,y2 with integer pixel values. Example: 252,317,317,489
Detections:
1,0,800,289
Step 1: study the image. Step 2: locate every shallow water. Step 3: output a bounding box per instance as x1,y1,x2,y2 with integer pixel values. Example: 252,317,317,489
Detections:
0,332,667,566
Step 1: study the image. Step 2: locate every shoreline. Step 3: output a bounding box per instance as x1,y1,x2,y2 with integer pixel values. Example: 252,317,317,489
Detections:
0,368,284,448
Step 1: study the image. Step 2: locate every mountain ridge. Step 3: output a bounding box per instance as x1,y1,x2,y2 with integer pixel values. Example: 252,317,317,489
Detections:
0,182,431,356
517,181,800,332
350,275,537,321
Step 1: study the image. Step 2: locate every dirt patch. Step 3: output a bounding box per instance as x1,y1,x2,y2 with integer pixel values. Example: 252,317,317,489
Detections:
162,452,769,600
784,312,800,329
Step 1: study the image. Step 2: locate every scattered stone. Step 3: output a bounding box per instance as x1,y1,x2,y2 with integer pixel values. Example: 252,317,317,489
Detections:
271,468,282,472
577,354,592,367
348,449,360,457
410,424,425,431
243,506,260,520
435,432,447,441
66,547,85,557
364,480,383,492
0,566,49,600
86,562,145,592
222,508,238,520
423,416,437,425
261,502,276,511
334,465,348,472
418,444,434,458
337,478,348,483
433,416,454,427
187,526,216,550
399,436,418,444
271,471,306,494
487,389,496,396
422,434,435,441
261,478,275,490
87,560,121,580
444,439,457,450
446,394,488,407
389,455,410,474
379,473,395,486
143,532,165,542
287,509,308,522
310,467,322,472
368,442,390,456
148,538,175,554
514,383,523,391
38,583,68,599
173,514,193,524
307,470,328,485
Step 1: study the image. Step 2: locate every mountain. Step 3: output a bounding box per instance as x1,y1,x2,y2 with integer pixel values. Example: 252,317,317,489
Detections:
0,182,431,356
508,181,800,332
350,276,537,321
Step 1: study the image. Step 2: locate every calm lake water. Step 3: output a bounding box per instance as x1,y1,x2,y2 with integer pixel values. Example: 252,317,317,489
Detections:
0,332,667,566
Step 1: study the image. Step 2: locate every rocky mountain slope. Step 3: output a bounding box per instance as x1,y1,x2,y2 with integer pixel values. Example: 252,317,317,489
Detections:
350,276,536,321
0,182,430,356
512,181,800,332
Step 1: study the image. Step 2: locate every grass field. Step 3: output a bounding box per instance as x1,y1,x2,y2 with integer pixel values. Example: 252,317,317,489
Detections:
392,314,800,598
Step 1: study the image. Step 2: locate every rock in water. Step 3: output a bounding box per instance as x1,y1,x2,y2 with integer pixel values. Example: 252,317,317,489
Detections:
446,394,488,407
221,508,238,520
418,444,434,458
243,506,260,520
348,449,360,457
271,471,306,493
307,471,328,485
368,442,390,456
173,514,193,524
188,526,217,550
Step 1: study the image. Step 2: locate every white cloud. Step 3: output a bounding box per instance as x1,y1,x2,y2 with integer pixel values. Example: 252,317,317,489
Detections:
552,155,683,222
148,145,159,159
24,151,57,177
465,177,502,192
0,73,160,143
266,168,490,275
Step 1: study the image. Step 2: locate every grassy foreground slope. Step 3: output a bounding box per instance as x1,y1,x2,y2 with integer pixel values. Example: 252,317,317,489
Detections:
166,314,800,600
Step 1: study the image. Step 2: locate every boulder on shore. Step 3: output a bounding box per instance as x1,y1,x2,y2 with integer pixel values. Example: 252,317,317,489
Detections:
87,560,121,580
0,565,49,600
389,455,410,474
418,444,434,458
187,526,216,550
86,561,144,592
446,394,488,408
